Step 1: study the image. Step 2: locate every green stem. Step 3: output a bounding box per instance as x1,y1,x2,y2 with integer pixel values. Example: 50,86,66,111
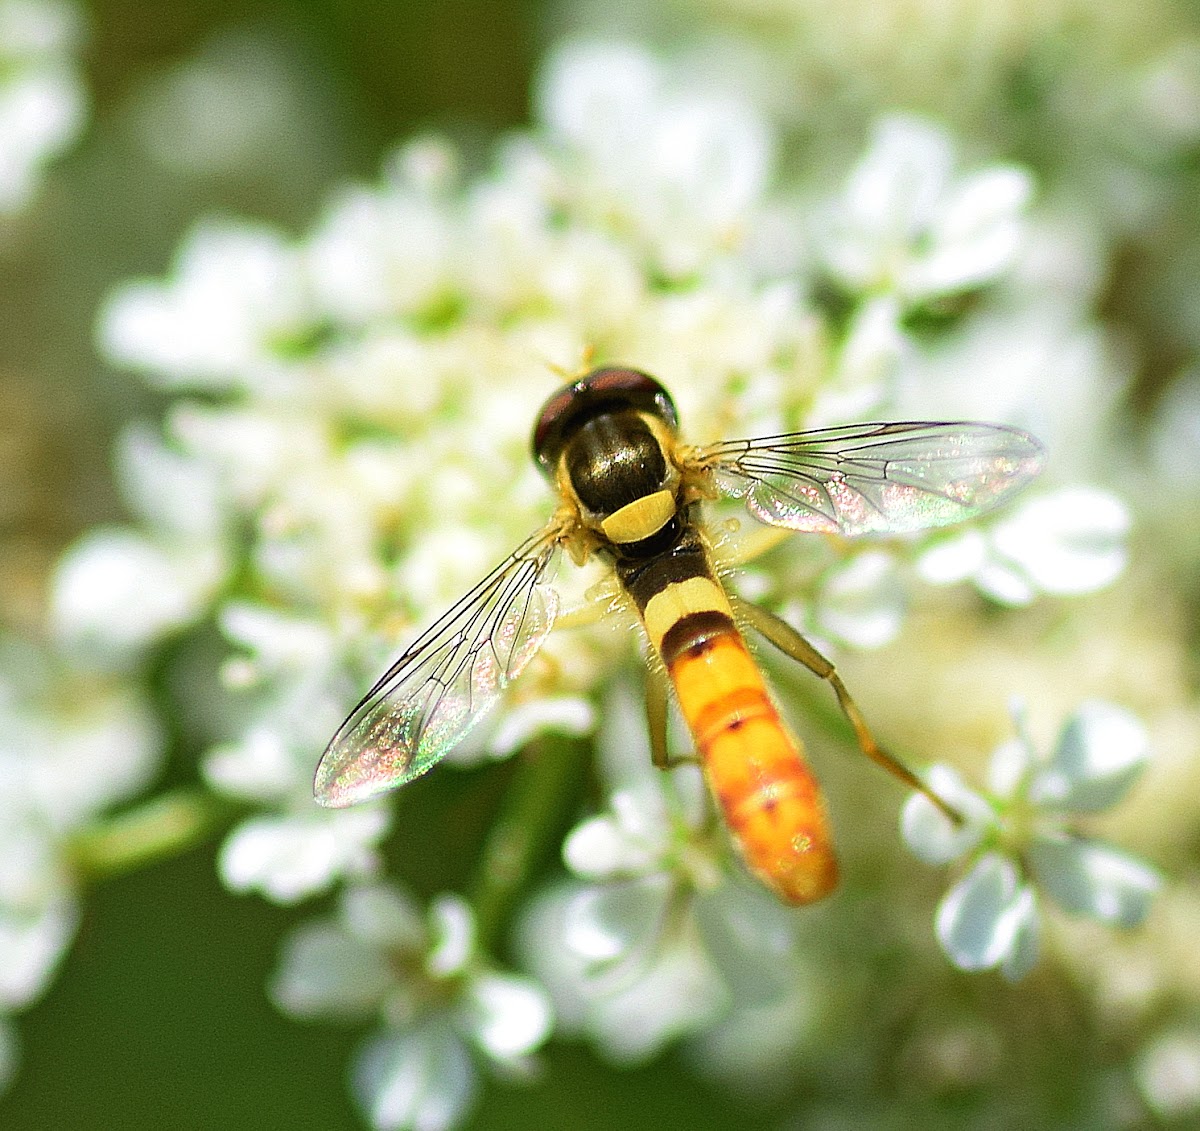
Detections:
68,789,234,880
468,734,589,955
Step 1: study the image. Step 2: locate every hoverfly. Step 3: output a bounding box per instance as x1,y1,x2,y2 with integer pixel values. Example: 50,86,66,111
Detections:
314,367,1044,905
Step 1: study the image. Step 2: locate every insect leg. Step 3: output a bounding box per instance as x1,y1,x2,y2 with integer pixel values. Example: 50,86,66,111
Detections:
645,666,673,770
732,597,962,824
644,666,703,771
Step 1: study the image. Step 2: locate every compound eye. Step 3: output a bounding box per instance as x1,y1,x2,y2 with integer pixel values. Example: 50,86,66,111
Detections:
531,366,678,475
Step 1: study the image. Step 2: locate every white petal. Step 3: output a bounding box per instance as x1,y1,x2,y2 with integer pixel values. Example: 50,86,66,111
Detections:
586,936,724,1065
425,895,475,978
1027,835,1160,926
972,560,1037,606
693,883,800,1006
116,425,225,540
488,696,595,757
985,736,1038,800
934,853,1029,971
218,808,389,903
901,765,993,865
563,814,656,879
537,41,661,148
561,879,670,964
202,726,301,802
0,63,85,213
341,884,426,950
463,972,553,1061
51,529,223,658
270,921,393,1020
840,117,953,253
0,890,79,1009
903,167,1031,297
305,187,454,324
915,529,988,585
98,222,309,386
1136,1028,1200,1120
998,887,1040,982
219,603,335,673
1030,701,1150,812
354,1025,476,1131
991,488,1130,596
21,688,162,826
815,551,905,649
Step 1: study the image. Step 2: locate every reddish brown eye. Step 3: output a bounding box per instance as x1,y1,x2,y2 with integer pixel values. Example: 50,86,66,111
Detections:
531,366,678,476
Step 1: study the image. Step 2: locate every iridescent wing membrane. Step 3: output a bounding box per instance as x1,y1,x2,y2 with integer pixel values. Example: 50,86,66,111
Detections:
314,526,563,807
699,421,1045,537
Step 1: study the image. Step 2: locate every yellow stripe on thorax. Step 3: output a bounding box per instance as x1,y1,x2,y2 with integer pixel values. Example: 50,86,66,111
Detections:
600,489,676,545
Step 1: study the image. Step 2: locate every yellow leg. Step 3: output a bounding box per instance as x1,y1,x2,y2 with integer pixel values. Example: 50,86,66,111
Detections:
644,666,702,772
733,597,962,825
646,666,671,771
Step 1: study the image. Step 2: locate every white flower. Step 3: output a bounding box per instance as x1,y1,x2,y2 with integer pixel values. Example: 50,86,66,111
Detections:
219,806,390,904
305,149,459,325
820,115,1032,304
520,879,726,1063
49,422,233,664
916,487,1130,605
0,0,87,214
518,683,810,1061
98,221,313,388
355,1022,476,1131
902,701,1159,979
537,40,772,277
272,885,552,1131
50,528,225,661
1136,1028,1200,1120
0,884,79,1008
811,550,906,649
0,639,162,1078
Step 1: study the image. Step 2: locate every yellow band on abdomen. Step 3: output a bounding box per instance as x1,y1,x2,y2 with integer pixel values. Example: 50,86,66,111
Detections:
642,575,733,652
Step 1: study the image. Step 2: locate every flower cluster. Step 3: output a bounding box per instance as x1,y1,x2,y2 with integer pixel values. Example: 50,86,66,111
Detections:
18,34,1160,1128
272,884,551,1131
518,683,819,1068
902,701,1160,979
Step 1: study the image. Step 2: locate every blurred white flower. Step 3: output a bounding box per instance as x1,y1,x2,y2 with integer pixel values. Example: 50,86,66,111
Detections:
819,115,1032,305
537,40,772,278
98,221,313,388
0,638,161,1079
306,151,459,325
218,806,390,904
811,550,906,649
916,487,1130,606
518,683,811,1062
50,528,225,661
272,884,552,1131
1136,1027,1200,1121
49,423,232,663
0,0,86,214
902,701,1159,979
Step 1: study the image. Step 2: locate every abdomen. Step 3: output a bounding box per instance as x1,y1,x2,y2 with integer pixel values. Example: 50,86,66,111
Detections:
620,534,838,905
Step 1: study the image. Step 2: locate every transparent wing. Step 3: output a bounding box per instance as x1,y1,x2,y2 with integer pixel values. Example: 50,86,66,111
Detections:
314,525,564,808
699,421,1045,537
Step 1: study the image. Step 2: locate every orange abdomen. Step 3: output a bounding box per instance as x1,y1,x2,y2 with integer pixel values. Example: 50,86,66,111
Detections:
668,629,838,905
